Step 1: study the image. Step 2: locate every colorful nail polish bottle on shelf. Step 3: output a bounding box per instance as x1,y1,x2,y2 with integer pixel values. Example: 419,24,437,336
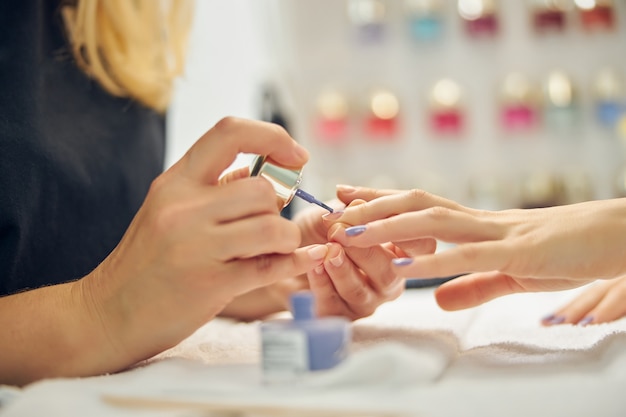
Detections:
542,70,579,132
499,72,540,133
530,0,569,33
364,88,400,139
458,0,499,38
260,291,351,383
574,0,615,31
520,171,566,208
429,78,464,136
315,88,350,143
405,0,444,42
593,67,626,129
347,0,387,44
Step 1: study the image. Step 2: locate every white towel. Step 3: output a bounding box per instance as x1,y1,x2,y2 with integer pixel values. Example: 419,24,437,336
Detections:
3,285,626,417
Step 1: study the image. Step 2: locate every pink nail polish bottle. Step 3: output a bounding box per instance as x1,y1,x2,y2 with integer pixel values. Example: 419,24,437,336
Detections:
364,88,400,140
260,291,351,383
315,88,350,143
458,0,499,38
429,78,464,137
499,72,540,133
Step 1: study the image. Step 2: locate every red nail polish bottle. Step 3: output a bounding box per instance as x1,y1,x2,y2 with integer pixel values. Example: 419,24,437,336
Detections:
429,78,464,137
458,0,499,38
575,0,615,31
530,0,568,33
499,72,540,133
315,89,350,143
364,89,400,140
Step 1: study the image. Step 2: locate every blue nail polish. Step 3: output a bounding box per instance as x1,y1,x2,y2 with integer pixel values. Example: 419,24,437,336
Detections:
345,225,367,237
392,257,413,266
541,314,555,322
578,316,594,326
548,315,566,325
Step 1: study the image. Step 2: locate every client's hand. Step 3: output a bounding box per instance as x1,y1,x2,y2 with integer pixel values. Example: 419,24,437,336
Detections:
331,185,626,311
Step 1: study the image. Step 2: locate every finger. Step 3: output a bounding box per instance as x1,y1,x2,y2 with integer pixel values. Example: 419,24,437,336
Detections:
214,214,302,259
581,283,626,324
208,177,280,222
342,245,403,296
175,117,309,184
322,243,378,316
543,281,611,325
434,271,526,311
219,166,251,185
306,261,351,317
335,187,466,227
225,244,328,295
393,238,438,257
336,184,402,206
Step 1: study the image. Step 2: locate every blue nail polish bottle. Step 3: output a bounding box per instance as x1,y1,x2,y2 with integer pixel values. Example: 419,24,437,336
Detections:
260,291,351,383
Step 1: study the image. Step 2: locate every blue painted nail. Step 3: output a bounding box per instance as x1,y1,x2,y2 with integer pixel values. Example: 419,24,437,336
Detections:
392,257,414,266
578,316,594,326
541,314,556,323
548,315,566,325
345,225,367,237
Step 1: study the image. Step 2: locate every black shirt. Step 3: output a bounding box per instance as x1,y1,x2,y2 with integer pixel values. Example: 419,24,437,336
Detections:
0,0,166,295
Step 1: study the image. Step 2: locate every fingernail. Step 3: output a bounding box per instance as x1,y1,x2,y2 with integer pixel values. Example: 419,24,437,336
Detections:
314,265,325,275
294,145,310,160
392,258,414,266
541,314,556,323
548,315,565,325
322,210,344,221
578,316,594,326
307,245,328,261
329,252,344,267
345,225,367,237
337,184,357,194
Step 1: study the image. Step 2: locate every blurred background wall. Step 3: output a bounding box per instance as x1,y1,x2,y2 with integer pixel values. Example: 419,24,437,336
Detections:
168,0,626,211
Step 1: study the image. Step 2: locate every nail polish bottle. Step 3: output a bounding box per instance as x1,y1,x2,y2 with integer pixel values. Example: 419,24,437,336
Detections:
542,70,579,132
347,0,387,44
499,72,540,133
364,88,400,139
520,171,565,208
405,0,444,42
592,67,626,129
458,0,499,38
315,88,350,143
260,291,351,382
429,78,464,136
530,0,569,33
249,156,334,212
574,0,615,31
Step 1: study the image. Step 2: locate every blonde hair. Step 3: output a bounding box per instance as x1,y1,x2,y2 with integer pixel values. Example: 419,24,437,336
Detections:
61,0,194,113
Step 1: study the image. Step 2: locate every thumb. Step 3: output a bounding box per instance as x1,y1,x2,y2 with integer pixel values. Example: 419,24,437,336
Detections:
174,117,309,185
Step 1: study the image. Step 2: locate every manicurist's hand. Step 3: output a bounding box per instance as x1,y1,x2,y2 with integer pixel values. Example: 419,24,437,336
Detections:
0,117,328,385
331,185,626,311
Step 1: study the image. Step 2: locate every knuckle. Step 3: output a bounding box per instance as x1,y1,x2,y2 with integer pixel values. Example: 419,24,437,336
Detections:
212,116,239,134
406,188,428,203
255,254,273,274
425,206,452,221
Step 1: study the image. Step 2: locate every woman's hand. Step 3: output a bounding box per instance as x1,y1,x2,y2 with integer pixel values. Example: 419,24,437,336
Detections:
331,185,626,311
81,117,327,367
542,275,626,326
